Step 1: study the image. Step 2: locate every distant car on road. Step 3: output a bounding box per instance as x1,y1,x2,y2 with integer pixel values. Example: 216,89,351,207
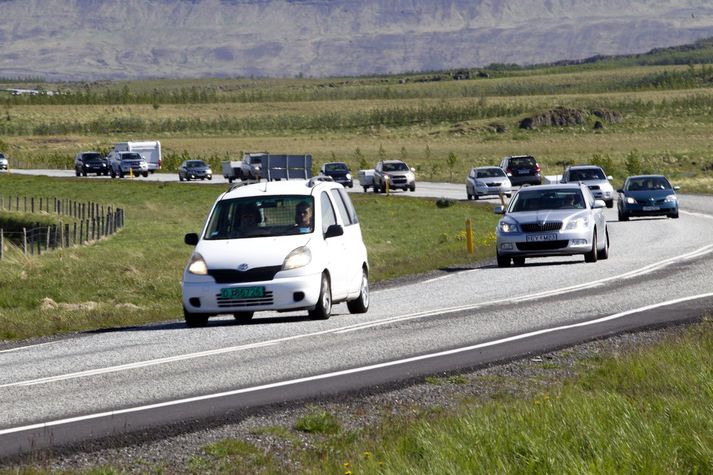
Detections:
560,165,615,208
500,155,542,186
617,175,679,221
0,152,8,171
178,160,213,181
320,162,353,188
372,160,416,192
108,151,149,178
465,166,512,200
74,151,109,177
494,183,609,267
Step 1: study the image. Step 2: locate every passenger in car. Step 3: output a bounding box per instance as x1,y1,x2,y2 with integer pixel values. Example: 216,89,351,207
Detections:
295,201,313,233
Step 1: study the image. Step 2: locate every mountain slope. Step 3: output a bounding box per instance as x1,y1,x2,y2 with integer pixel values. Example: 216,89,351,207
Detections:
1,0,713,79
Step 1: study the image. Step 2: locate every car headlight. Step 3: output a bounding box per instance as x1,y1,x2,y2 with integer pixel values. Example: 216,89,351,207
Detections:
282,246,312,270
625,197,636,204
186,253,208,275
499,221,519,233
665,194,677,202
206,168,212,174
565,216,589,230
346,173,352,180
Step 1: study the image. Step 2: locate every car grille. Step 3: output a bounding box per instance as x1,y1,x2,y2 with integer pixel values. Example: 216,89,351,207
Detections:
516,240,569,251
485,182,502,187
636,198,666,206
216,291,274,308
588,185,600,191
208,266,282,284
521,222,562,232
389,175,408,185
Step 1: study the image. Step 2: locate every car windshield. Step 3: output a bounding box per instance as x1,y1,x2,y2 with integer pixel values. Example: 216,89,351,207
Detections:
122,153,142,160
187,161,206,168
626,177,670,191
382,162,409,172
509,189,585,212
325,163,348,172
569,168,605,181
476,168,505,178
83,153,103,162
203,195,315,239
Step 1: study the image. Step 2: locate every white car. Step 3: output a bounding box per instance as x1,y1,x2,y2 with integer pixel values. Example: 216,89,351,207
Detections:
560,165,615,208
465,166,512,200
181,178,370,327
0,153,8,171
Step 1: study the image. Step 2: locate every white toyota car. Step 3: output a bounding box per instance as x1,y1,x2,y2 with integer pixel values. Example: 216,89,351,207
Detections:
181,178,369,327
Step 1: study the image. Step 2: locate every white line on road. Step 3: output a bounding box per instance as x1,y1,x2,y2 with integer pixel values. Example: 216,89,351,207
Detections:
2,292,712,437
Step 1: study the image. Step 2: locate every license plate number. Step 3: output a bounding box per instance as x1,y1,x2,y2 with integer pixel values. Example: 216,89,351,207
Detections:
220,286,264,299
526,234,557,242
642,206,660,211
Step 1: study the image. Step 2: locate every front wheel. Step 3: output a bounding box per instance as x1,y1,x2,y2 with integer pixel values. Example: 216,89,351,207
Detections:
584,232,598,263
347,269,369,314
308,274,332,320
606,199,614,209
597,228,609,260
669,211,679,219
496,253,511,268
618,207,629,221
513,256,525,266
184,307,209,328
363,186,368,193
409,183,416,192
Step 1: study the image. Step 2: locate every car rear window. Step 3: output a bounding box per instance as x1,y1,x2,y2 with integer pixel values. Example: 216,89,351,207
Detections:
509,157,536,168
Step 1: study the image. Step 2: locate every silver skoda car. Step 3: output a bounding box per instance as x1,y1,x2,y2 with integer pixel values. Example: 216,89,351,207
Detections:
494,183,609,267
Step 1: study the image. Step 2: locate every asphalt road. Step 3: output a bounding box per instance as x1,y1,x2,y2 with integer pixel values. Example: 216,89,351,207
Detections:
1,169,712,456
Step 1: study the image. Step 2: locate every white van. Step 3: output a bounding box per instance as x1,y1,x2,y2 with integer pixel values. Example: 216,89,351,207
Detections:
112,141,161,173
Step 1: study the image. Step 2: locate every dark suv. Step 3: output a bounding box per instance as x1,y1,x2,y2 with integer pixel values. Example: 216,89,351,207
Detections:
319,162,353,188
499,155,541,186
75,151,109,176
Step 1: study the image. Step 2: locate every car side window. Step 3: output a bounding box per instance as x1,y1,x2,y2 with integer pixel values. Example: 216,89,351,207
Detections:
330,188,358,226
320,191,337,234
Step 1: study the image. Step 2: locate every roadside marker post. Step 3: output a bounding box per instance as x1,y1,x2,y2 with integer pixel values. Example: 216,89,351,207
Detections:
466,218,474,255
499,192,506,208
129,168,133,178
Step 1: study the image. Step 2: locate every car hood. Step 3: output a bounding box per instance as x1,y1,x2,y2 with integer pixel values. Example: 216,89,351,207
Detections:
195,234,311,269
580,179,613,189
506,209,589,224
326,170,349,178
473,176,509,184
625,189,674,199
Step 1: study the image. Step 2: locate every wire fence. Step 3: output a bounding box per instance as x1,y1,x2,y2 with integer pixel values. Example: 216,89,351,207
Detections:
0,193,125,259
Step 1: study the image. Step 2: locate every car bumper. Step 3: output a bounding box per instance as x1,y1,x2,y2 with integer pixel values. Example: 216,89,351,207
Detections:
622,202,677,217
590,190,614,201
186,172,212,179
474,184,512,196
0,164,7,170
496,230,592,257
182,273,322,315
508,175,541,186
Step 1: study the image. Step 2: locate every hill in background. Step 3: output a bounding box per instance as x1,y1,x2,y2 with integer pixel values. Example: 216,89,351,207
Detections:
1,0,713,80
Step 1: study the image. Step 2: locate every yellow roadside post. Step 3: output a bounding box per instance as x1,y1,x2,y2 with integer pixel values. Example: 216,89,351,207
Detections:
466,218,474,254
499,192,506,208
129,167,134,178
384,175,390,195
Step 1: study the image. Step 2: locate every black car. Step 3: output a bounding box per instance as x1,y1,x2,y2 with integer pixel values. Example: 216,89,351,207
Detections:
75,151,109,176
320,162,353,188
499,155,542,186
178,160,213,181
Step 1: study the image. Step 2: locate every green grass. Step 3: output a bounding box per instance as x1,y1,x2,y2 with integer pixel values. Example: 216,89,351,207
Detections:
0,174,496,340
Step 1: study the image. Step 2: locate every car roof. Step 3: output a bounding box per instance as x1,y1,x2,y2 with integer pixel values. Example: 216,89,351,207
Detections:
567,165,603,170
324,161,347,165
505,155,534,159
517,183,583,191
626,174,666,179
221,179,336,200
473,166,501,170
381,159,406,164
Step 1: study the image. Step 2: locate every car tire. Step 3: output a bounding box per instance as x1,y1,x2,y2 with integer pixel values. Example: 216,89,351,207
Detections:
308,273,332,320
669,211,679,219
585,232,598,263
110,169,116,179
606,199,614,209
363,186,368,193
208,176,212,180
184,307,209,328
142,172,148,177
75,169,81,177
179,175,184,181
372,186,379,193
496,253,511,268
410,183,416,192
513,256,525,266
119,170,124,178
466,192,472,200
597,228,610,260
618,208,629,222
472,194,479,200
347,269,369,314
82,171,87,177
233,311,254,322
104,171,109,176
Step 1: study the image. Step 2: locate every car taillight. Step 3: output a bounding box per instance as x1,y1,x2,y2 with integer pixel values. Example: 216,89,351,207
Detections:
506,167,512,174
158,159,162,168
535,164,541,172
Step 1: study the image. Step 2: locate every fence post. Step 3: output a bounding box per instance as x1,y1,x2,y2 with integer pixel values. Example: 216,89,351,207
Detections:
0,229,3,260
22,227,27,255
46,226,51,251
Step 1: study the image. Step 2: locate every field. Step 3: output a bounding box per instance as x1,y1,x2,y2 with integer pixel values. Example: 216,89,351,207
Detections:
1,48,713,472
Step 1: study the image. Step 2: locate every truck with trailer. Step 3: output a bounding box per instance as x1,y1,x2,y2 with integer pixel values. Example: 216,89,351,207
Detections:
111,141,162,173
222,152,313,183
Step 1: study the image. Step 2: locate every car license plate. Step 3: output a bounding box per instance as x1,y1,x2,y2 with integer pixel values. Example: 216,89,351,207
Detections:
220,286,264,299
526,234,557,242
642,206,660,211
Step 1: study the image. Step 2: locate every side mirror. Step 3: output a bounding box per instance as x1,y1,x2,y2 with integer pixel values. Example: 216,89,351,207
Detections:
184,233,199,245
410,167,416,173
607,175,613,181
494,205,505,215
592,200,606,209
673,185,681,191
324,224,344,239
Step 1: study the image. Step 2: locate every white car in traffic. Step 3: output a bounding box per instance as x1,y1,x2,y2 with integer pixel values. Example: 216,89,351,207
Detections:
181,178,370,326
